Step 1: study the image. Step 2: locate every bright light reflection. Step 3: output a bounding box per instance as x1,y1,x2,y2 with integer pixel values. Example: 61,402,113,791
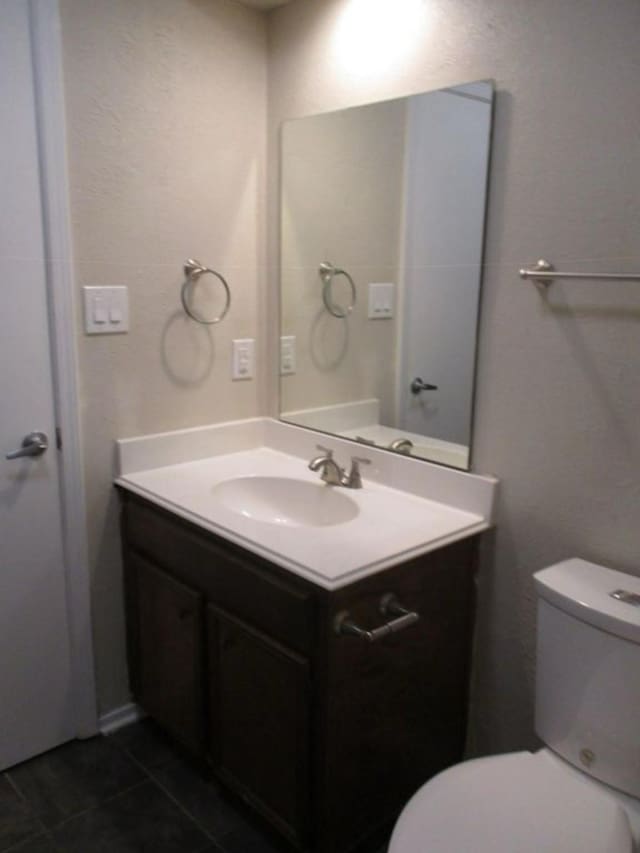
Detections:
332,0,432,80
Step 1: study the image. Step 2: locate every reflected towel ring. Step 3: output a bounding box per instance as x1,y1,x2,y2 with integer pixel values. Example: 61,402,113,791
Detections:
319,262,356,318
181,259,231,325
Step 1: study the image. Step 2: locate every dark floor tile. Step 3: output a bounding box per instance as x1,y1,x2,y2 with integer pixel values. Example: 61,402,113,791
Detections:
6,834,60,853
51,780,209,853
151,757,256,843
8,737,145,829
0,775,44,852
215,820,286,853
151,758,286,852
109,720,182,773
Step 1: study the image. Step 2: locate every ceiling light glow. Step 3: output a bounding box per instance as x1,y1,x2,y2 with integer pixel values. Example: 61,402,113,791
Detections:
332,0,431,81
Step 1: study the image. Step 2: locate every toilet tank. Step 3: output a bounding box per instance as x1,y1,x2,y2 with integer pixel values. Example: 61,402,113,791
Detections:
534,558,640,799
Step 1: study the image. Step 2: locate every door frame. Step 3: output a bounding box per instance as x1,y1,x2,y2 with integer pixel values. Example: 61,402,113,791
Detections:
29,0,98,738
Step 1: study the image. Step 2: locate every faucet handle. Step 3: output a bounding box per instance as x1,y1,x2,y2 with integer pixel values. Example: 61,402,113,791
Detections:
315,444,333,457
345,455,371,489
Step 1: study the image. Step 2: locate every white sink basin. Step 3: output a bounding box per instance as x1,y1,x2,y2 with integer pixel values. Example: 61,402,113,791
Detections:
211,475,359,528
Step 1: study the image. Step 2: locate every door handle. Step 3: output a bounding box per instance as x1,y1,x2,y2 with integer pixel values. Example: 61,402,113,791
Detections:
410,377,438,394
5,431,48,460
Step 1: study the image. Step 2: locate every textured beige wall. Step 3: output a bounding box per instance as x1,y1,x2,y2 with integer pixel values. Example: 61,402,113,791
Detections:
280,100,404,421
267,0,640,754
60,0,267,713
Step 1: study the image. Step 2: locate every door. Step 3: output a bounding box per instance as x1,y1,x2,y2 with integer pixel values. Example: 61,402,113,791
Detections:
0,0,75,769
397,87,492,446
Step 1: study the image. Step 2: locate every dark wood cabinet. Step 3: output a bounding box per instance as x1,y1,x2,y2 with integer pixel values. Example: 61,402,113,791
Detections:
119,489,479,853
208,606,311,846
130,552,205,753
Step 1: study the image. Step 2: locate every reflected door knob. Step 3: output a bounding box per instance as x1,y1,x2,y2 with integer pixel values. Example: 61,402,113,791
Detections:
5,431,48,460
410,377,438,395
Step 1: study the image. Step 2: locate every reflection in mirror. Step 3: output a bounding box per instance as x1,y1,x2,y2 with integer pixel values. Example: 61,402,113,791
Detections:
279,81,493,469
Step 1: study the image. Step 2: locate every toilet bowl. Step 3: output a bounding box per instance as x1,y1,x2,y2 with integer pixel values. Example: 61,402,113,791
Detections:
389,558,640,852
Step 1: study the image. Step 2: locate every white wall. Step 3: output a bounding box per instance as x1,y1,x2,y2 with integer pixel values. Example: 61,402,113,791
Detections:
267,0,640,754
60,0,267,715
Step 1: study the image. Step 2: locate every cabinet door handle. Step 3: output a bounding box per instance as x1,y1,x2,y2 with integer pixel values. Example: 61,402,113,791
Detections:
333,595,419,643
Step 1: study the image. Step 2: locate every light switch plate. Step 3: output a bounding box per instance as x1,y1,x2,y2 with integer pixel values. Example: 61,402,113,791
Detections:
232,338,255,380
83,286,129,334
280,336,296,375
368,282,395,319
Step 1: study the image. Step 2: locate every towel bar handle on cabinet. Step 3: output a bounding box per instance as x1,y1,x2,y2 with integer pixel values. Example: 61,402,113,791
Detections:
333,594,420,643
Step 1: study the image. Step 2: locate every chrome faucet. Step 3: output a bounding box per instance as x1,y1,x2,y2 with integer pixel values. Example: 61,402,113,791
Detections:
308,445,370,489
308,445,344,485
389,438,413,455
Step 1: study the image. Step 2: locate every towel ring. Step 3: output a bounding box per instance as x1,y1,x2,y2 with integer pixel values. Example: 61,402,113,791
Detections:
319,262,356,318
181,259,231,325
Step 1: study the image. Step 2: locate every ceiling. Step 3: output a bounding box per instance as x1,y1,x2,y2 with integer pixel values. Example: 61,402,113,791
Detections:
235,0,294,10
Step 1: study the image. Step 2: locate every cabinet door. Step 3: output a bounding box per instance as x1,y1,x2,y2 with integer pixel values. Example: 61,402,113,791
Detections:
207,606,310,848
134,553,205,753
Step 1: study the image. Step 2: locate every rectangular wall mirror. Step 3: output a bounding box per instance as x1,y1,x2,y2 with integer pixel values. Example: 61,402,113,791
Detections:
279,80,493,470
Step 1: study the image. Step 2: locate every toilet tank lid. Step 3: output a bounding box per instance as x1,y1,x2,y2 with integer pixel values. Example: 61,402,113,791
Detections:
534,558,640,644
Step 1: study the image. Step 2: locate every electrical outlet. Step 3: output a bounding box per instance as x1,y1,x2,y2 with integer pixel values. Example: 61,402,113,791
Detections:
280,336,296,375
232,338,254,380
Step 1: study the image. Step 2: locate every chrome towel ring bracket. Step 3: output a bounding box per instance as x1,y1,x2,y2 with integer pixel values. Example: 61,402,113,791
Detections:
319,262,356,318
181,259,231,325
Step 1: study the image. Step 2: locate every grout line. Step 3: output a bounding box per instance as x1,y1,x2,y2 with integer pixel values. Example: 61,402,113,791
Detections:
2,774,56,851
3,772,29,803
45,778,150,833
144,763,217,845
0,830,62,853
195,840,224,853
1,832,46,853
105,733,218,846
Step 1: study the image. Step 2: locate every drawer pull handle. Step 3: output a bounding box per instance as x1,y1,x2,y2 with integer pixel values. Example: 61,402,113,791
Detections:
334,594,419,642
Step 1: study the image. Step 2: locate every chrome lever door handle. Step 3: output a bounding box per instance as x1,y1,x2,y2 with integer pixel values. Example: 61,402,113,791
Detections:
410,377,438,394
5,431,48,460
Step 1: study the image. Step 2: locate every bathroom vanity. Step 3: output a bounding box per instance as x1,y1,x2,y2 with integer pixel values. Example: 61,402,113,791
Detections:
116,419,496,853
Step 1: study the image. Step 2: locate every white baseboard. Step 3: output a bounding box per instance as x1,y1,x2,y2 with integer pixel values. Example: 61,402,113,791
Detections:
98,702,145,735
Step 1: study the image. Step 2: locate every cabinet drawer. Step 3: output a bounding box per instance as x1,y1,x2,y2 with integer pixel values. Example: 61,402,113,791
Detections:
122,494,314,654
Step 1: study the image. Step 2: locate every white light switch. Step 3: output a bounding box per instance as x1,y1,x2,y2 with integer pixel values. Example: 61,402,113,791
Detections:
280,336,296,375
93,297,107,324
232,338,255,381
368,282,395,319
84,286,129,334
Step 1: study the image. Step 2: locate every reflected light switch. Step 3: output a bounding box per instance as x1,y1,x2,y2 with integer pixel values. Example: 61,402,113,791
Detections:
280,336,296,375
368,282,395,319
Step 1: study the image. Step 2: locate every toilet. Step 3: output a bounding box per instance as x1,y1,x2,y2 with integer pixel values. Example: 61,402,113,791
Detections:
389,558,640,852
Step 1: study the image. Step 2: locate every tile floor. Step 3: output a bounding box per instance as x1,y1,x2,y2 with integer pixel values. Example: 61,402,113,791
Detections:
0,721,390,853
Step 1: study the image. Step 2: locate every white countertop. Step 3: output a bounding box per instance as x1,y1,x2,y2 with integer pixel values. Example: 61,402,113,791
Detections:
117,447,488,588
116,418,497,589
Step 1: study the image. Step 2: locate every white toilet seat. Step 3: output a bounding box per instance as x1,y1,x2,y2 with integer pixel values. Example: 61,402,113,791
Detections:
388,750,633,853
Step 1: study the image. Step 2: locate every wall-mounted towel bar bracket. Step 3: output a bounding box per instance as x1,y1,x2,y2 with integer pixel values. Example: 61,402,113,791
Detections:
520,258,640,286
